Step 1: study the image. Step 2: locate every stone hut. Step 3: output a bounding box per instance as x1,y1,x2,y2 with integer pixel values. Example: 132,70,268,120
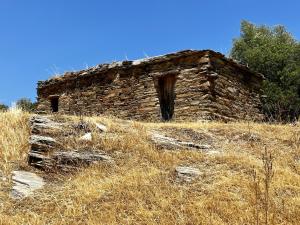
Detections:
37,50,264,121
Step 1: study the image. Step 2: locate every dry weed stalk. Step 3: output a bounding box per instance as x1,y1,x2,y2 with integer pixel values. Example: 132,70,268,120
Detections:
290,129,300,149
250,168,261,225
262,146,274,225
250,146,275,225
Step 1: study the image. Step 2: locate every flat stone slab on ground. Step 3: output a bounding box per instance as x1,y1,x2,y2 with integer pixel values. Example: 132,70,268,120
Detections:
30,135,58,147
95,123,108,132
79,132,92,141
30,150,114,171
52,150,113,165
30,115,63,133
11,170,45,198
175,166,201,182
151,132,212,151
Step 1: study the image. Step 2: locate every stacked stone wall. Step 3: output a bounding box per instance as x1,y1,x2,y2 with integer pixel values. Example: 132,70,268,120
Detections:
37,50,264,121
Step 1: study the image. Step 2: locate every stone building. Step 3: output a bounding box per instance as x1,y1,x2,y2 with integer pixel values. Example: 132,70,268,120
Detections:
37,50,264,121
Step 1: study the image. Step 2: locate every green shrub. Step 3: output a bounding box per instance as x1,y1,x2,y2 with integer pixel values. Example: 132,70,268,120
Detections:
16,98,37,112
0,104,8,112
230,21,300,121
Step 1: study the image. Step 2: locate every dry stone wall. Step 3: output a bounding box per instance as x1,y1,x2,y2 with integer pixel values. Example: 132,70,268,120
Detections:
208,56,264,120
37,50,264,121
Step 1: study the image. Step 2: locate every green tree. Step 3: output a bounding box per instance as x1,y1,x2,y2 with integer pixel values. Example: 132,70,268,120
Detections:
230,20,300,121
16,98,37,112
0,103,8,112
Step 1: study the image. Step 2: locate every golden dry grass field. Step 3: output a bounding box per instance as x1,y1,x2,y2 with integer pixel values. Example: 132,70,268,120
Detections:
0,110,299,225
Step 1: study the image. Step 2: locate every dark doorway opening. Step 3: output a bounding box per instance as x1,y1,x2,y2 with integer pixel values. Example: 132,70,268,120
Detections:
155,75,177,121
50,96,59,113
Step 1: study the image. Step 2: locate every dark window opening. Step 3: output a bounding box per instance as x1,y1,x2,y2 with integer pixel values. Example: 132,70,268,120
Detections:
50,97,59,113
155,75,177,121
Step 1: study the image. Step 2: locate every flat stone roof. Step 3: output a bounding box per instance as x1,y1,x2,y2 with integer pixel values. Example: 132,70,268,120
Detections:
38,49,264,88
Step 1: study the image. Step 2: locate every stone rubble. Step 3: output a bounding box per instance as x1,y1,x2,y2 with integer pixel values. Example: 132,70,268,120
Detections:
28,115,114,172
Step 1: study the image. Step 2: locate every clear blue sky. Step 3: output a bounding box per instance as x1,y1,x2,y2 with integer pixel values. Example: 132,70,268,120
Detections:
1,0,299,105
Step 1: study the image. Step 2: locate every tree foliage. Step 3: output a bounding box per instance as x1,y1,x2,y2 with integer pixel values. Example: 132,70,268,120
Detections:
16,98,37,112
0,103,8,112
230,20,300,121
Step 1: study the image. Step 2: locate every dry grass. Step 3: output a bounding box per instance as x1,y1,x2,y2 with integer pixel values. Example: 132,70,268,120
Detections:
0,111,300,225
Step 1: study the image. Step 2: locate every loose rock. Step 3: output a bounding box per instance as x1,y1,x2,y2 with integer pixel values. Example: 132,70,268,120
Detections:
79,133,92,141
30,135,57,146
95,123,108,132
53,151,113,165
11,170,45,198
175,166,201,182
40,150,113,171
28,115,114,172
30,115,62,134
151,132,212,151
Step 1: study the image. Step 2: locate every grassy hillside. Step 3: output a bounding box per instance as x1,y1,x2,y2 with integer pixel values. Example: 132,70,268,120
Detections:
0,110,299,225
